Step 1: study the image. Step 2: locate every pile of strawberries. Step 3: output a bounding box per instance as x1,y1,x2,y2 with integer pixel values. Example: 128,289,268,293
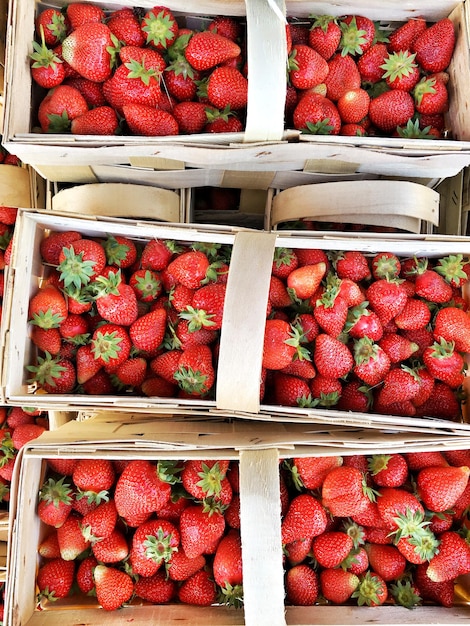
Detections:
31,4,248,135
30,3,457,139
35,456,242,609
282,450,470,608
286,14,457,138
26,227,470,423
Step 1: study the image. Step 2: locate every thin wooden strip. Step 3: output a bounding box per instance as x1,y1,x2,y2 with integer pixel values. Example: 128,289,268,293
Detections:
0,165,31,207
239,448,285,626
216,231,276,413
271,180,440,227
244,0,287,142
51,183,181,222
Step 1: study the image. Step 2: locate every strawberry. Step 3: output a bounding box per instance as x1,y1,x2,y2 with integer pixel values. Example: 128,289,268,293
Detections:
213,528,243,604
81,498,118,543
178,569,217,606
37,557,75,601
181,459,229,502
381,50,420,91
357,42,388,83
433,306,470,352
66,3,105,30
167,250,210,289
38,531,61,559
388,18,427,53
93,271,138,325
58,238,107,290
124,103,179,136
313,531,354,568
185,31,241,71
337,380,372,412
179,503,225,559
412,18,456,73
366,278,408,325
423,339,465,388
57,511,91,560
134,569,176,603
174,344,215,396
288,44,329,90
394,298,431,330
114,460,171,527
376,486,424,533
38,476,73,528
352,570,388,606
309,375,342,406
414,260,453,303
107,8,146,48
27,353,77,393
414,380,461,420
308,16,341,60
30,27,65,89
204,108,244,133
167,549,206,581
207,66,248,110
414,562,454,607
38,83,89,132
172,101,209,134
365,543,407,582
94,564,134,611
114,357,147,388
91,324,131,371
320,568,359,604
322,466,372,517
313,334,353,379
141,238,175,271
46,458,78,475
353,337,391,386
414,76,448,114
368,453,408,488
73,458,115,497
208,16,241,42
290,456,343,491
325,54,361,101
417,465,470,512
11,422,46,450
293,92,341,134
30,326,62,354
427,531,470,582
263,319,302,370
91,528,129,563
141,6,178,51
71,106,119,135
76,555,98,594
183,282,226,331
346,303,383,341
313,286,348,338
286,564,319,605
62,23,116,83
369,89,415,132
128,308,166,353
35,8,67,46
28,284,67,329
130,518,179,577
129,269,162,302
378,333,418,363
281,493,327,544
337,88,370,123
287,262,326,299
339,15,375,56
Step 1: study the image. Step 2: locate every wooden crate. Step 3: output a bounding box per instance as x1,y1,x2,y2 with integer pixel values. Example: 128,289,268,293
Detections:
3,202,470,436
6,414,470,626
2,0,470,177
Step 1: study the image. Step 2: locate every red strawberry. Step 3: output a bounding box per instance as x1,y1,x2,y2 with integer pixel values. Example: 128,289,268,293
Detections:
293,92,341,134
263,319,301,370
11,423,46,450
423,339,465,388
213,528,243,597
313,288,348,338
38,531,61,559
290,456,343,490
91,528,129,563
337,88,370,123
81,498,118,543
433,306,470,352
208,16,241,41
337,380,372,412
108,8,146,48
320,568,359,604
281,493,327,544
141,239,174,271
66,3,105,30
91,324,131,371
368,453,408,488
57,511,91,560
388,18,427,53
37,558,75,601
207,66,248,110
325,54,361,101
381,50,420,91
179,503,225,559
174,344,215,396
134,569,176,603
357,42,388,83
167,250,210,289
414,562,454,607
94,564,134,611
312,531,354,568
123,104,179,136
287,262,326,299
173,101,209,134
129,308,167,353
38,476,73,528
71,106,119,135
417,465,470,512
38,84,89,132
308,16,341,60
366,278,408,325
58,238,107,290
313,334,353,379
369,90,415,132
73,458,115,497
114,460,171,527
288,44,329,90
365,543,407,582
130,518,179,577
185,31,241,71
31,326,62,354
352,571,388,606
376,487,424,532
178,569,217,606
286,564,319,605
339,15,375,56
353,337,391,386
412,18,456,73
141,6,178,50
427,531,470,582
378,333,418,363
35,8,67,46
27,353,76,393
414,76,448,114
322,465,371,517
62,23,115,83
30,29,65,89
29,284,67,329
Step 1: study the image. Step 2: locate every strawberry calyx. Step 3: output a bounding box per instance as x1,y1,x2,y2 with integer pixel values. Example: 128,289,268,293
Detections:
26,351,68,387
29,308,65,329
0,432,15,466
351,571,385,606
396,118,436,139
102,236,130,267
391,508,432,543
201,496,227,516
92,269,123,299
380,50,417,83
390,579,422,608
167,32,192,61
202,260,229,285
143,527,178,563
125,59,161,85
309,15,338,32
0,480,10,501
413,76,437,107
312,391,340,408
285,460,304,491
165,55,196,80
343,520,366,549
133,270,162,298
30,25,63,70
179,305,217,332
105,33,121,70
46,110,73,133
434,254,470,287
75,487,110,506
91,329,124,364
399,527,440,562
58,246,98,291
428,337,456,359
368,454,392,476
141,8,177,49
339,17,368,56
196,461,225,498
362,476,379,503
173,365,209,395
156,460,183,486
302,119,335,135
353,336,382,365
39,475,73,506
217,581,244,608
285,324,311,362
